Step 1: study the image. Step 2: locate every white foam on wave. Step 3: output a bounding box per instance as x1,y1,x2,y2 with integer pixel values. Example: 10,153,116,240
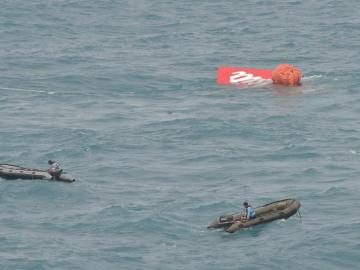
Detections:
299,75,327,94
0,86,55,94
301,87,319,93
302,74,323,81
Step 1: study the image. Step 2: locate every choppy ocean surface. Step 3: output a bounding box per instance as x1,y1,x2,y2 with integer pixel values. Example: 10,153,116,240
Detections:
1,1,360,269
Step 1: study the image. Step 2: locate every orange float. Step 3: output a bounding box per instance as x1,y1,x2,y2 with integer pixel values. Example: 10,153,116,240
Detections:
271,64,302,86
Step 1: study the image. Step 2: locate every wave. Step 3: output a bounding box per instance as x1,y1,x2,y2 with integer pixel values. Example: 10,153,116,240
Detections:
0,86,56,94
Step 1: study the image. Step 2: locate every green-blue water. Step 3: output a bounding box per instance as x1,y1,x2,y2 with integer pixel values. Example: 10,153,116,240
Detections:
1,1,360,269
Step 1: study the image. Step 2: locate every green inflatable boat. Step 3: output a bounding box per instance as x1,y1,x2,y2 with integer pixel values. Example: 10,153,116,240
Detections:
207,198,300,233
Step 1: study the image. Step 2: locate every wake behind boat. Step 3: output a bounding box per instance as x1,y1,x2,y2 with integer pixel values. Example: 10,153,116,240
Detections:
0,164,75,183
208,198,300,233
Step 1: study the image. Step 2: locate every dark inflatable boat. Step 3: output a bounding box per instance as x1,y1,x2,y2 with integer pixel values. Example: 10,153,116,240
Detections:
207,198,300,233
0,164,75,183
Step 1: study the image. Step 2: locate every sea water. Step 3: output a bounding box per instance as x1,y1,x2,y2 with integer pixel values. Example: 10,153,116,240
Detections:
1,1,360,269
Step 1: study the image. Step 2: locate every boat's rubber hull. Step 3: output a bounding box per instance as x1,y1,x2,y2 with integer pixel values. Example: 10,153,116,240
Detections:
208,199,300,233
0,164,75,183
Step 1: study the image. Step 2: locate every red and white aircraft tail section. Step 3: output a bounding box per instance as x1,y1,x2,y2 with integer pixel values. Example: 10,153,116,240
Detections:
217,66,273,87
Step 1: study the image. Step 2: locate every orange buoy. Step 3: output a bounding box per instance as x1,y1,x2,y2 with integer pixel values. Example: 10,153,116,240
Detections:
272,64,302,86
